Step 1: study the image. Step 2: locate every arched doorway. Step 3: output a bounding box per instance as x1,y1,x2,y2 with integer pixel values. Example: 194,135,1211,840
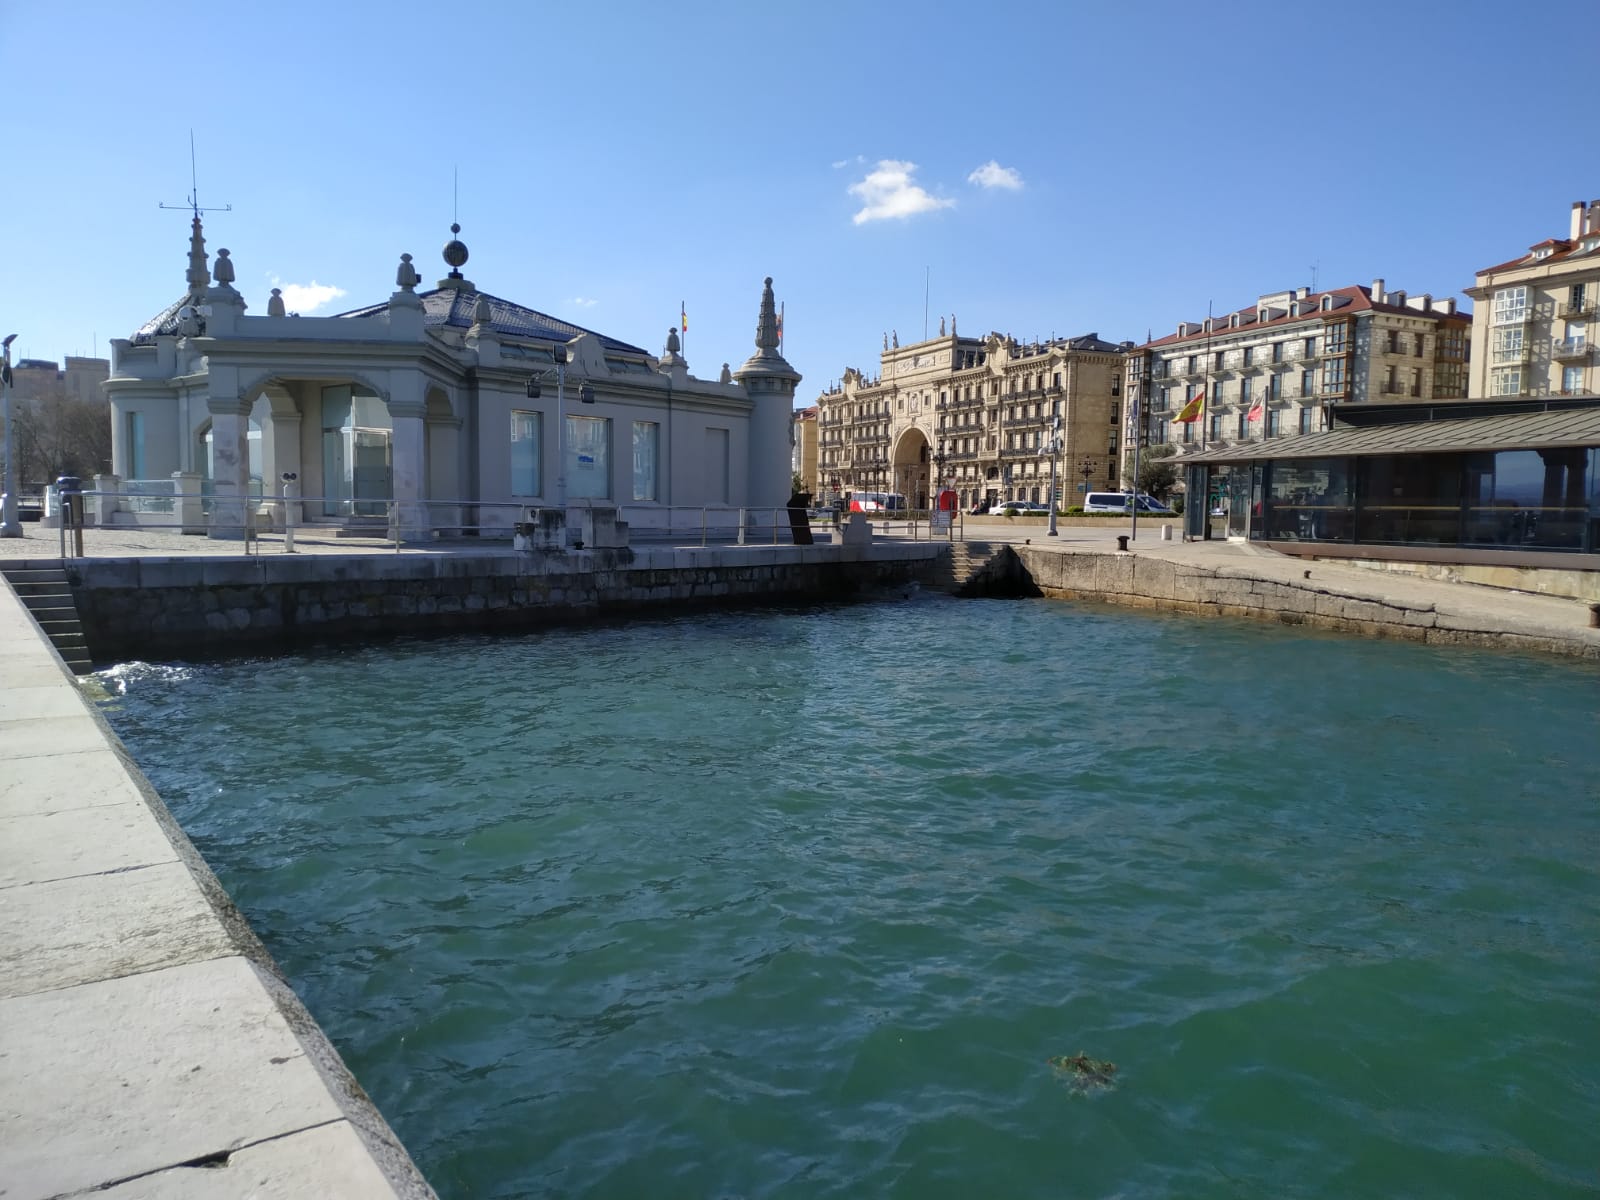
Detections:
892,427,931,509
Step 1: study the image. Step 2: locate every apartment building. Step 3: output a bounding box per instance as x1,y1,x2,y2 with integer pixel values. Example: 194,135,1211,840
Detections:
1125,283,1470,478
1466,197,1600,399
815,328,1128,510
791,404,820,497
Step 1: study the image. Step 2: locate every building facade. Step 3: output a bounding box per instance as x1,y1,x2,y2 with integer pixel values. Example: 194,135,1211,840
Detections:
1465,197,1600,401
1126,283,1470,483
106,219,798,538
815,327,1128,510
791,404,819,498
10,355,109,404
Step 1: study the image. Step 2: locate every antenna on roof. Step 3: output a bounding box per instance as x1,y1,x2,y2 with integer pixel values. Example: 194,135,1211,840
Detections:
159,131,233,221
1309,261,1319,293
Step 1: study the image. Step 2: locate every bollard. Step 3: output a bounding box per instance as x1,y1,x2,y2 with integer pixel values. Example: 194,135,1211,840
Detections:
1116,534,1130,552
1589,604,1600,629
1161,524,1172,541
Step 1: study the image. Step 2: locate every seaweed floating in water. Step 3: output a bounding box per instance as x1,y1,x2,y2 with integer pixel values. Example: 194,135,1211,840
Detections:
1048,1052,1118,1091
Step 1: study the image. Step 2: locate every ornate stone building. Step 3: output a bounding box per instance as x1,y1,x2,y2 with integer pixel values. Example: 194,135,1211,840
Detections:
1465,197,1600,399
105,218,798,538
791,404,819,497
814,325,1129,510
1125,282,1471,479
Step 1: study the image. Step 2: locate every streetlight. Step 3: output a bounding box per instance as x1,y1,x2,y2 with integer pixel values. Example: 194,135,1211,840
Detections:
1045,416,1062,537
525,343,569,508
1,334,19,538
1079,456,1095,501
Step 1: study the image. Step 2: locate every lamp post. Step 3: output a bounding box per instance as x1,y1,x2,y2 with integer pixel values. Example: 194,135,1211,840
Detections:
1,334,19,537
1079,456,1095,501
525,343,569,509
1045,416,1061,537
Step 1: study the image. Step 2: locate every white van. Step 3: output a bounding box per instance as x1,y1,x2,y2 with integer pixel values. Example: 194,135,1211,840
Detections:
1083,492,1175,514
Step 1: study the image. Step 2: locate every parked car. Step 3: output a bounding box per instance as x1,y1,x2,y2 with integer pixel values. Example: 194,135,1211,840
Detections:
1084,491,1174,515
992,500,1048,517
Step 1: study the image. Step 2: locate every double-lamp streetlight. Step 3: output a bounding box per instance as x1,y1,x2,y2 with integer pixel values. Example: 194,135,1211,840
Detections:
525,344,594,508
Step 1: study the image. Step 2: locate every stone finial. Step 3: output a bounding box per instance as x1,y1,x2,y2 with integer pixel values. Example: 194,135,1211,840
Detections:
719,362,733,384
267,287,285,317
472,293,493,327
397,252,419,292
212,248,236,286
666,326,681,355
185,216,210,295
951,314,957,336
883,332,889,351
754,276,780,352
939,316,946,336
443,223,468,277
892,330,899,348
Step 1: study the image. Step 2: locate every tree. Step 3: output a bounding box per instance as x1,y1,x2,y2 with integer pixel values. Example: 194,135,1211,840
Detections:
1136,444,1178,500
6,388,113,489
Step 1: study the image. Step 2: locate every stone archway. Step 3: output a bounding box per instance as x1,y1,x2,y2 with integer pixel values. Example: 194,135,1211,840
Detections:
892,426,931,509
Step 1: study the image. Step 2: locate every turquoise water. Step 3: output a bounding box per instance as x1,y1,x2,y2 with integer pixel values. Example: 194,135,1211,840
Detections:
96,597,1600,1199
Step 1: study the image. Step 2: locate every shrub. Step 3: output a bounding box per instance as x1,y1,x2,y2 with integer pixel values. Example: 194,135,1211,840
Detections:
1067,505,1083,515
1172,496,1185,514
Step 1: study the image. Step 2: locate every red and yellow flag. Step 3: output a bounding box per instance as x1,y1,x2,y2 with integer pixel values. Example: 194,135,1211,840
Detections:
1175,389,1205,423
681,303,687,333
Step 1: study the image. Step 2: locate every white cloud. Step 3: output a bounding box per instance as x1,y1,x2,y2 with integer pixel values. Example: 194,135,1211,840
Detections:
967,160,1023,190
267,275,348,313
831,155,866,170
848,160,955,225
571,297,598,308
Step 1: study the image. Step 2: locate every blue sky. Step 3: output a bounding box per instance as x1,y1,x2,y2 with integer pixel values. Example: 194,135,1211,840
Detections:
4,0,1597,403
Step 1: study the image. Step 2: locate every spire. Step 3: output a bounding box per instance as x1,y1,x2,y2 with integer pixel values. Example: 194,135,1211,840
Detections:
755,276,779,351
185,216,210,297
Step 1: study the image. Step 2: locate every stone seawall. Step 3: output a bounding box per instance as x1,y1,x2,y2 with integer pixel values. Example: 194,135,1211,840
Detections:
1013,546,1600,660
67,544,942,663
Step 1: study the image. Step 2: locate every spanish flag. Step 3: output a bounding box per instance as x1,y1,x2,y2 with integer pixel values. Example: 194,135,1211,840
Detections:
681,303,687,333
1175,389,1205,423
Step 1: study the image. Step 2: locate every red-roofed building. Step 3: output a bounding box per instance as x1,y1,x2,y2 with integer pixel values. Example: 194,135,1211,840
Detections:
1465,197,1600,400
1123,281,1471,485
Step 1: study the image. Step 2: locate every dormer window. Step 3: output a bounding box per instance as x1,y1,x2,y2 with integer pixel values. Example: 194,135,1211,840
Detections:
1533,246,1553,260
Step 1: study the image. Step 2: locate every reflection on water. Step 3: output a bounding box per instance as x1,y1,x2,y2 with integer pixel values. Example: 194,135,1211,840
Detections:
98,597,1600,1200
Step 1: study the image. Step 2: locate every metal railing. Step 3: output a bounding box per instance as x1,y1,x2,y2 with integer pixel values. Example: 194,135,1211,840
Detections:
40,489,885,557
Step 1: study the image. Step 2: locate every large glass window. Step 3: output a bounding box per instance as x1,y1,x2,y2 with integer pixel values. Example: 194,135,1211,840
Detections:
567,415,610,500
1493,286,1529,325
126,412,145,479
1322,359,1347,393
1462,448,1592,550
510,411,541,496
632,420,660,501
1261,458,1353,541
1491,326,1524,361
1324,323,1348,354
1490,368,1523,397
1355,456,1462,545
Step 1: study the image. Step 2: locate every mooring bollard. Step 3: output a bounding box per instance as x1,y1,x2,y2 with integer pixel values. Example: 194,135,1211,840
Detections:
1116,534,1130,552
1162,524,1172,541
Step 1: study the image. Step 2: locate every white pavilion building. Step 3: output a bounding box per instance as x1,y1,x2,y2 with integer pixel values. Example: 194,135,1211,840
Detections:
105,219,799,539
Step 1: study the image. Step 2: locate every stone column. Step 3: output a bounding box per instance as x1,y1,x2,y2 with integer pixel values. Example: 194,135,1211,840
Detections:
268,412,302,531
91,474,121,527
206,395,252,540
174,471,205,534
387,377,429,541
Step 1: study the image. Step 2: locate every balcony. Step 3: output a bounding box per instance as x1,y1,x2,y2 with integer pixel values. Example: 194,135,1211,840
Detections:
1560,299,1596,319
1552,337,1591,361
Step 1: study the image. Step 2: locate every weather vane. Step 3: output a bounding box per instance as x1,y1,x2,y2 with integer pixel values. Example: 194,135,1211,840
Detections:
159,131,233,221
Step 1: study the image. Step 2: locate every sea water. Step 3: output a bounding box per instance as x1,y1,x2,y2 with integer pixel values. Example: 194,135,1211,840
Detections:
96,595,1600,1199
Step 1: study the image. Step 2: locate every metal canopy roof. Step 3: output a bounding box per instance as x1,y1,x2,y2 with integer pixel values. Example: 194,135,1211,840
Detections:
1177,402,1600,464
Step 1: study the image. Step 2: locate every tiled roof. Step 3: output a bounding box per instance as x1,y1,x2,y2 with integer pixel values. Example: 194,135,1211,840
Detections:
1475,235,1600,277
1177,401,1600,463
1141,286,1468,351
130,296,190,345
334,288,648,355
130,287,650,356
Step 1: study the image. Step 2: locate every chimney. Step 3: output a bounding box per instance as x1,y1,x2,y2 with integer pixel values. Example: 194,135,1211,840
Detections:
1390,290,1406,307
1588,200,1600,236
1573,201,1586,240
1408,293,1432,312
1436,297,1456,315
1372,278,1385,303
